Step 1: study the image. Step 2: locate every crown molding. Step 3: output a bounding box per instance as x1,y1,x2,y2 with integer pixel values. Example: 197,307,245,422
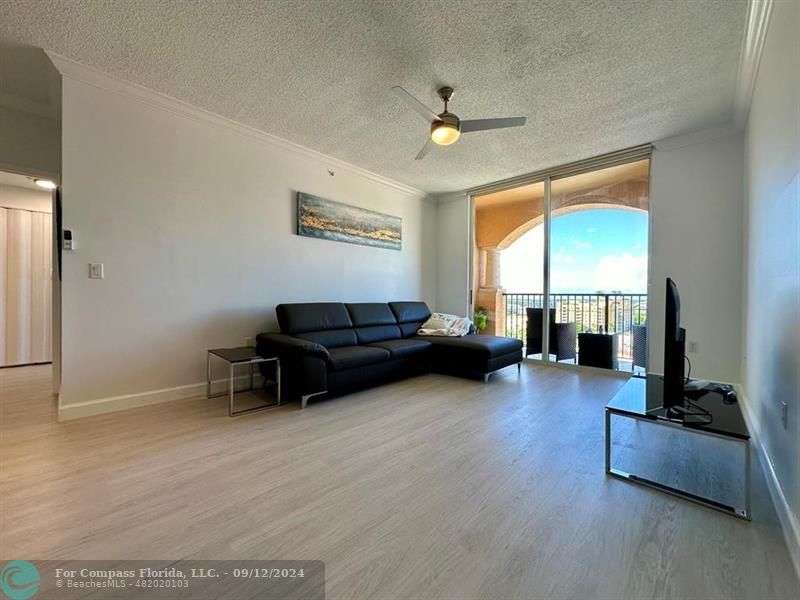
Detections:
44,52,427,198
433,191,469,205
652,122,741,152
733,0,774,128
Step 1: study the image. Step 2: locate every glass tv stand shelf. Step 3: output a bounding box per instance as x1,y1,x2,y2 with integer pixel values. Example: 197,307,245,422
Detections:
605,374,751,520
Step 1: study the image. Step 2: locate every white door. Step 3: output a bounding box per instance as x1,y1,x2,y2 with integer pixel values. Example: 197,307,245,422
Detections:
1,207,52,366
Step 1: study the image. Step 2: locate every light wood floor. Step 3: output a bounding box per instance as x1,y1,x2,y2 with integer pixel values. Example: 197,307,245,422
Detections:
1,364,798,599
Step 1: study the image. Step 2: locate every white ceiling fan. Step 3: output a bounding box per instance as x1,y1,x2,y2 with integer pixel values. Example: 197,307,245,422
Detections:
392,85,527,160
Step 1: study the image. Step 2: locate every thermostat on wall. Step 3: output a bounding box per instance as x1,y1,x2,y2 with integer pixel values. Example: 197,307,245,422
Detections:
63,229,74,250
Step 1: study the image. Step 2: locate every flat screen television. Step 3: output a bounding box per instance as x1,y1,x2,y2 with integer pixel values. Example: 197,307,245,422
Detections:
663,278,686,409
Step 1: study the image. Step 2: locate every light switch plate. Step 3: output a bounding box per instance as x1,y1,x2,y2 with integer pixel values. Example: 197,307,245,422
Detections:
89,263,104,279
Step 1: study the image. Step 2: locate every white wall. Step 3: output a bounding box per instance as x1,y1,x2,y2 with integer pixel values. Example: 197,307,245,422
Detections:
59,75,436,416
649,132,745,382
742,0,800,562
0,107,60,180
0,183,52,213
435,192,471,316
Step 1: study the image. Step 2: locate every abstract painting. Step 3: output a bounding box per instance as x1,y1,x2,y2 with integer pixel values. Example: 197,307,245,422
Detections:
297,192,402,251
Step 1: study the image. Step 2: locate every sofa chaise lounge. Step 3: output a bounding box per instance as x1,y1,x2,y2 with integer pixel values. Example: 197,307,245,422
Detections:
256,301,523,408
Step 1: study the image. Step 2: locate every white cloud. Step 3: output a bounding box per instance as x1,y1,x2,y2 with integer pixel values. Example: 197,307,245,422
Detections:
592,253,648,292
553,248,575,264
499,228,647,294
500,226,544,292
571,237,592,250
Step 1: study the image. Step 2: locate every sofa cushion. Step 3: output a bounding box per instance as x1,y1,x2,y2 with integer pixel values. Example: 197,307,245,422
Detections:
389,301,432,323
346,303,398,327
326,346,390,371
297,328,358,349
389,302,432,338
355,325,402,344
277,303,353,334
395,322,421,337
368,338,432,358
414,334,523,358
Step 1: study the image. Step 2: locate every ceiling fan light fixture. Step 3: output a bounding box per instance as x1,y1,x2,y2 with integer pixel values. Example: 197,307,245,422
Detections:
431,121,460,145
393,84,526,159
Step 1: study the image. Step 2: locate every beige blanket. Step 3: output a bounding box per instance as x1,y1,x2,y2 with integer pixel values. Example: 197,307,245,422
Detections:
417,313,473,337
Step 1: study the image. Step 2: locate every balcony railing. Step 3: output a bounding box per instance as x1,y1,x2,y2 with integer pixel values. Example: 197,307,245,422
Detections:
502,292,647,361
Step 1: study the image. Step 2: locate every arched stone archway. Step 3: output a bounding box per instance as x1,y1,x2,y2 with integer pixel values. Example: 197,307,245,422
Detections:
498,201,647,250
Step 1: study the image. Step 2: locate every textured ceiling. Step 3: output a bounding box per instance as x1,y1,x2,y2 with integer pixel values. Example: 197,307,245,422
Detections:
0,0,746,193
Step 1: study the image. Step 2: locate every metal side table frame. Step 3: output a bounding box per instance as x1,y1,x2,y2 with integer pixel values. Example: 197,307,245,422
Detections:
605,406,751,520
207,348,280,417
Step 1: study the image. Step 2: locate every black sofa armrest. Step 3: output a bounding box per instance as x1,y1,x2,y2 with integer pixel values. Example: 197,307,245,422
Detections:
256,332,330,361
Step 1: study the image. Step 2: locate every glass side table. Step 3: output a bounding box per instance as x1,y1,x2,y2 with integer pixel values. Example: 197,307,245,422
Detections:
206,347,280,417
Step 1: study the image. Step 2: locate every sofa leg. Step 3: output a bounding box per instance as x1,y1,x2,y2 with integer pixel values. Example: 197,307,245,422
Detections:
483,373,490,383
300,390,326,409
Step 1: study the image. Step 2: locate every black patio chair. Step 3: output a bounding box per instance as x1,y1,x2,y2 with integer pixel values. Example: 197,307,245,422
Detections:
525,308,577,363
632,324,647,371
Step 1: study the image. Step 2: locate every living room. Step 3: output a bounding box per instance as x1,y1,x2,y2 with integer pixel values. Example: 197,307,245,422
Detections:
0,1,798,599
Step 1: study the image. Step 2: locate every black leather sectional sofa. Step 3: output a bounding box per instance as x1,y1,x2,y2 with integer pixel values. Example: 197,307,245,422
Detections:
256,301,523,408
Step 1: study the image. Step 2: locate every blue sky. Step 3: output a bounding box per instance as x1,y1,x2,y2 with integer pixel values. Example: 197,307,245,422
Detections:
500,209,648,293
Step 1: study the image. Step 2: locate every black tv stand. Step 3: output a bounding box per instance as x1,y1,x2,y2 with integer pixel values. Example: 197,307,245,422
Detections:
605,374,751,520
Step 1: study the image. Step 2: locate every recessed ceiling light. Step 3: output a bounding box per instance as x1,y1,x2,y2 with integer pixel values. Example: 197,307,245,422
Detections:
34,179,57,190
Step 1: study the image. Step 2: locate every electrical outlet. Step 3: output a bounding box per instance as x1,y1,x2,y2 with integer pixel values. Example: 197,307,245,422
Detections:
687,341,698,353
88,263,104,279
244,337,254,348
781,401,788,429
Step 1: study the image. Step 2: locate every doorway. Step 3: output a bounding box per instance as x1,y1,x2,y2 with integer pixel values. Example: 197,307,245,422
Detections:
0,171,55,367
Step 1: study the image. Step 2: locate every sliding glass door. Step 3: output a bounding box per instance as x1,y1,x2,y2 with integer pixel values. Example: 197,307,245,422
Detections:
472,154,650,373
550,160,650,372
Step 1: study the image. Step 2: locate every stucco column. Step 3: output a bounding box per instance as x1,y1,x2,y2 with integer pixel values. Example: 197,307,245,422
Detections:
483,247,502,289
477,247,505,335
479,248,487,287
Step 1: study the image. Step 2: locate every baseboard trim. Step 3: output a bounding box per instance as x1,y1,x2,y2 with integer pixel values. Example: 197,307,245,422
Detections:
57,374,267,421
0,361,53,369
735,384,800,579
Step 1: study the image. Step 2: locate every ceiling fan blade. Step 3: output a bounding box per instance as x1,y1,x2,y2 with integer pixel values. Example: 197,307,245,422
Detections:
415,138,435,160
392,86,441,124
460,117,527,133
